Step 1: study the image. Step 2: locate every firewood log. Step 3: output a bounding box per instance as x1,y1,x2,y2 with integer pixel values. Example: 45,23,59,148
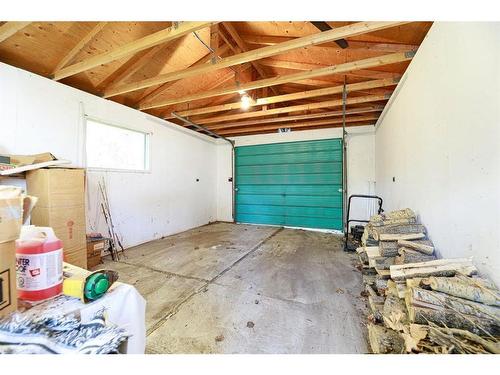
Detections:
383,294,409,331
423,276,500,307
380,241,399,257
379,233,426,241
374,256,395,270
372,224,426,241
395,248,437,264
406,287,500,336
398,239,434,255
368,324,405,354
390,258,477,281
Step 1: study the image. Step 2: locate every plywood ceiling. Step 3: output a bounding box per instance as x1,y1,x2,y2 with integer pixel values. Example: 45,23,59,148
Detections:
0,21,432,137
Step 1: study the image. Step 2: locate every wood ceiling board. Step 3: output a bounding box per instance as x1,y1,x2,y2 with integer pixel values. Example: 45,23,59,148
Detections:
219,120,375,137
168,78,397,119
191,94,390,125
104,21,408,98
204,108,384,130
346,22,432,45
0,22,97,76
215,115,379,134
145,50,413,110
53,22,214,81
232,21,352,39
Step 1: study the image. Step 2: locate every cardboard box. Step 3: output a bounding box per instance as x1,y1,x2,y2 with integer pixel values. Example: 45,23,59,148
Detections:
86,239,105,269
27,169,87,269
0,241,17,318
0,196,24,243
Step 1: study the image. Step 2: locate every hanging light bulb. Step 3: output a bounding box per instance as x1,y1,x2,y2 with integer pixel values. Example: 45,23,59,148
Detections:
240,94,252,110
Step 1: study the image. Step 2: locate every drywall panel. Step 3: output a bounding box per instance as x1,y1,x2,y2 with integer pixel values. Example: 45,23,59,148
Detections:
375,22,500,284
0,62,217,248
216,126,377,227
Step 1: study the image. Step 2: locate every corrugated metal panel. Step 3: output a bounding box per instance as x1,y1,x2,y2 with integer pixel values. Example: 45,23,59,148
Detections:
235,138,343,230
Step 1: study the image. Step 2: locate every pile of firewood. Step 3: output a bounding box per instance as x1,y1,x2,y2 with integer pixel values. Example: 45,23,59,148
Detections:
357,208,500,354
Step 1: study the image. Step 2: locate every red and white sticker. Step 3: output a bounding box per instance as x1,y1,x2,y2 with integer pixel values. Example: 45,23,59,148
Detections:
16,249,63,291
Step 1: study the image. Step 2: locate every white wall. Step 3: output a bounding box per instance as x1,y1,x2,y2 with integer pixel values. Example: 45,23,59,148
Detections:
216,126,377,226
375,22,500,284
0,62,218,248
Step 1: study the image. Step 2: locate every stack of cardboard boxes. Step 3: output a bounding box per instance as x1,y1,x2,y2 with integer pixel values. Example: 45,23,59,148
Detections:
26,169,87,269
0,187,33,319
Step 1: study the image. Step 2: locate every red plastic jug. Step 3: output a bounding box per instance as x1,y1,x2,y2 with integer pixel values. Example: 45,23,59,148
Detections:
15,226,63,301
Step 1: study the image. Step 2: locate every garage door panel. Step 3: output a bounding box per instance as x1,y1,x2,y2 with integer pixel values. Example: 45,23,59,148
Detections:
284,195,342,208
235,139,343,230
236,185,340,196
236,213,285,226
236,150,341,166
237,194,341,208
237,204,342,219
237,161,342,176
285,216,343,230
235,138,342,156
236,194,286,206
237,173,341,185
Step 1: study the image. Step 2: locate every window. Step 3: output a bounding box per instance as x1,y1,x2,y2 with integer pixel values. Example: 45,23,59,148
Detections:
85,117,150,171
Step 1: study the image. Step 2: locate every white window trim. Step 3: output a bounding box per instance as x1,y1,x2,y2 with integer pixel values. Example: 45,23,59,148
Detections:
84,114,152,174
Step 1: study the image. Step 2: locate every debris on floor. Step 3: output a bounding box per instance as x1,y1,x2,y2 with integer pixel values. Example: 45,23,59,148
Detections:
356,208,500,354
215,334,225,342
246,321,255,328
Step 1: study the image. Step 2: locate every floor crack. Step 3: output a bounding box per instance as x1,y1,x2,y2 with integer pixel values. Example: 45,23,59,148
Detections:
146,227,284,336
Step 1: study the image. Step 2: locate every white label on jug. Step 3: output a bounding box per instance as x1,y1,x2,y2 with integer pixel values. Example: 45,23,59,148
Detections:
16,249,63,291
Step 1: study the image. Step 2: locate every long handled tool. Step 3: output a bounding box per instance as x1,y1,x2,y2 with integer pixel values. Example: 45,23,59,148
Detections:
98,179,125,260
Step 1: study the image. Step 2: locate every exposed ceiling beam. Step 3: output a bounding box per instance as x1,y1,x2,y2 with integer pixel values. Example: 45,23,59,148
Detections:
222,22,280,96
203,106,385,130
192,94,390,125
259,59,404,81
242,34,419,53
216,115,378,135
142,50,413,110
166,78,397,117
104,21,409,98
52,21,216,81
310,22,348,48
0,22,31,43
220,122,375,137
136,44,231,105
98,43,166,91
52,22,108,77
157,63,252,118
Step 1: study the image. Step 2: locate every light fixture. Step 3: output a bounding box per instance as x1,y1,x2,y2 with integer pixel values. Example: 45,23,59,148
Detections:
240,94,252,110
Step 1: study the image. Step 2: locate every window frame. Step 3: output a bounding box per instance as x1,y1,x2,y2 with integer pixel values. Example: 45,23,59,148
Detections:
84,115,152,174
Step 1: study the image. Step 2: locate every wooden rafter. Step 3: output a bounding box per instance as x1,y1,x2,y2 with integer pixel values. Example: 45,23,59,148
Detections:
52,22,107,77
215,115,379,135
203,106,385,130
220,121,375,137
104,21,409,98
191,94,390,125
222,22,280,96
242,34,419,53
259,59,404,81
165,78,398,117
52,21,216,80
98,44,166,91
0,22,31,43
136,44,231,105
142,51,413,110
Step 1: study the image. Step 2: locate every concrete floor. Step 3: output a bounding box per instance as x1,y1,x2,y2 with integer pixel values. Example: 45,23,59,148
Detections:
97,222,368,353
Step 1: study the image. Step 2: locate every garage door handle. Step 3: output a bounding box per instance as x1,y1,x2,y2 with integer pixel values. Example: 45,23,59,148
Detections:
234,187,239,192
338,188,343,192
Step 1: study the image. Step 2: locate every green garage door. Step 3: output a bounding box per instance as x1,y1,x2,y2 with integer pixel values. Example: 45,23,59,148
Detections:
235,138,343,230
